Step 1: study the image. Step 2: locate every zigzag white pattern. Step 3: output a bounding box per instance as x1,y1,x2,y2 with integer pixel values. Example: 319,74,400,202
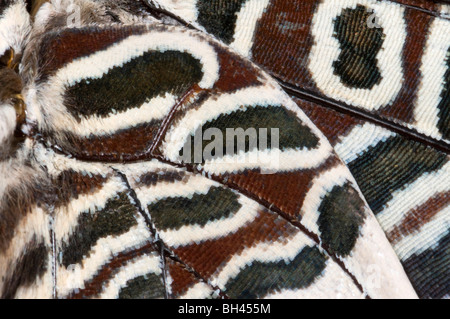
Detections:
395,206,449,260
335,123,396,164
212,231,313,291
57,216,153,297
377,161,450,232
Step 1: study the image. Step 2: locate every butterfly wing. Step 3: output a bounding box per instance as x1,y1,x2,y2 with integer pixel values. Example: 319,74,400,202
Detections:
9,4,415,298
153,0,450,299
2,0,440,298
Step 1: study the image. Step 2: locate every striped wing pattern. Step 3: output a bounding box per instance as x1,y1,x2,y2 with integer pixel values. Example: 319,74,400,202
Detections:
0,0,446,299
154,0,450,299
300,100,450,299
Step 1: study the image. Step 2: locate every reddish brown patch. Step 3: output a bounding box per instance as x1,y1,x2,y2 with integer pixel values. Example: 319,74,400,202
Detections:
166,258,203,298
38,26,148,82
64,121,162,162
222,156,340,220
379,10,433,124
295,98,361,145
174,208,298,279
251,0,318,90
387,191,450,244
68,243,156,299
213,45,262,92
53,170,108,207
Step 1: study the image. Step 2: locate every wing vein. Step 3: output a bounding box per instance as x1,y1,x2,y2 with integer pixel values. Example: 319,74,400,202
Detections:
277,79,450,154
151,155,370,298
113,168,228,299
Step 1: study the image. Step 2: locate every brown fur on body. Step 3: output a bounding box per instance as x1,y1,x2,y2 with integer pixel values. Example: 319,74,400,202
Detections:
0,67,22,100
28,0,159,19
0,145,55,299
0,49,24,158
0,0,207,299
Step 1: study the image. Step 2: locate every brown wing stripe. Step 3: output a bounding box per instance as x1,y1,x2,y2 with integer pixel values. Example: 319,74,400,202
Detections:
387,191,450,244
67,243,157,299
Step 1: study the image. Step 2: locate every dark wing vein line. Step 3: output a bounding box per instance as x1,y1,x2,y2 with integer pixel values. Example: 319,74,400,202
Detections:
151,154,368,297
140,0,450,155
279,79,450,154
113,168,229,299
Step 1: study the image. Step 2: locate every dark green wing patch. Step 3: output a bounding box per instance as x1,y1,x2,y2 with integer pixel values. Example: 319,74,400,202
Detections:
225,246,327,299
147,186,242,231
183,105,319,163
61,192,138,267
348,135,448,214
118,274,165,299
317,183,366,257
64,50,203,118
333,5,384,89
197,0,248,44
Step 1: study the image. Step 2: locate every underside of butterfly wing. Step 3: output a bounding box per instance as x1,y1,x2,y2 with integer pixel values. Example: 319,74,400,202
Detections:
0,0,447,299
153,0,450,299
0,9,415,297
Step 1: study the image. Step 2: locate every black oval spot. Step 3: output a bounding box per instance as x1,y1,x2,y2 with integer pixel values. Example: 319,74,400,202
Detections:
118,274,165,299
317,183,366,257
332,5,384,89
